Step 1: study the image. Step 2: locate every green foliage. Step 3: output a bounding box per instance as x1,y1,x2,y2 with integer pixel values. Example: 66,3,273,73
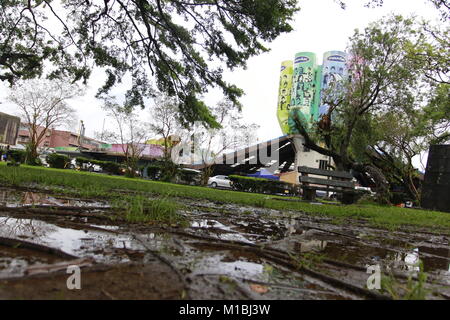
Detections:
24,144,41,166
46,153,70,169
0,163,449,232
1,0,298,126
145,162,199,185
229,175,297,195
112,195,185,225
101,161,122,175
294,14,449,205
7,150,26,163
423,83,450,144
177,169,200,185
381,261,428,300
146,164,162,180
75,157,122,175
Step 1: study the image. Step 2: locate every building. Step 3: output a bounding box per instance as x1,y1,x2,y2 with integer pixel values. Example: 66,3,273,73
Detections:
17,124,103,150
181,134,330,184
0,112,20,146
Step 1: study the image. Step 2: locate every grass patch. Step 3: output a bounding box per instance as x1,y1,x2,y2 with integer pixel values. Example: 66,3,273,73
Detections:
380,262,429,300
0,163,449,232
112,195,186,225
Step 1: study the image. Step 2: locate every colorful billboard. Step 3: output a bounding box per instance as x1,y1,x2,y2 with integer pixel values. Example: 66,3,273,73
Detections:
277,61,293,135
276,50,346,135
319,51,348,118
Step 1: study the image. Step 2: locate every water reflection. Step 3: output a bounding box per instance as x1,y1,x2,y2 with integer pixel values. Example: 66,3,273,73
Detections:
295,240,328,253
0,216,56,240
0,187,108,207
0,215,168,264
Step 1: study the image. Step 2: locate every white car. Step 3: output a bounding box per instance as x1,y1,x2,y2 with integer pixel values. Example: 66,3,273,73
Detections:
208,175,232,189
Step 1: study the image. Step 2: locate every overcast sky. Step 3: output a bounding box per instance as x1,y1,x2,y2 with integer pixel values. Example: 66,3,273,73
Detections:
0,0,442,169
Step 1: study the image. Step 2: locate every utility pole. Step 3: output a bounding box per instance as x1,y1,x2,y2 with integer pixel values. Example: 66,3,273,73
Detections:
77,120,85,150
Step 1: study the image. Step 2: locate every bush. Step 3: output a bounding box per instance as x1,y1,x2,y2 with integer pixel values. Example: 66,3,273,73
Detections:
7,150,26,163
75,157,122,175
177,169,201,185
146,165,162,180
144,161,180,182
102,161,122,175
390,191,411,205
46,153,70,169
229,175,297,195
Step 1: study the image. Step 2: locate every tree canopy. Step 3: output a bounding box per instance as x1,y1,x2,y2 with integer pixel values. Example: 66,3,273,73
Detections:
0,0,298,127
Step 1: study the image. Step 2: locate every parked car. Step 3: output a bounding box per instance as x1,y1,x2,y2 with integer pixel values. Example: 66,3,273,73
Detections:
208,175,232,189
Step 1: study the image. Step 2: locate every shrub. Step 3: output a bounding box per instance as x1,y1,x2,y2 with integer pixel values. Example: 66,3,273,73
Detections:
46,153,70,169
160,161,180,182
146,165,162,180
75,157,122,175
7,150,26,163
229,175,297,195
102,161,122,175
177,169,200,185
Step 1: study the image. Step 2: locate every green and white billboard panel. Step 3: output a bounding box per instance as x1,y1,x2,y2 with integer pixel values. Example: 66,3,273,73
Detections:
312,64,322,122
277,60,293,135
289,52,317,133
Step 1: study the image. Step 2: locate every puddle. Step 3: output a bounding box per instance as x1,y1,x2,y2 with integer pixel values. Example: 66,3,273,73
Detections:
183,244,352,299
190,217,289,243
0,187,109,208
0,245,65,278
0,185,449,299
0,215,171,277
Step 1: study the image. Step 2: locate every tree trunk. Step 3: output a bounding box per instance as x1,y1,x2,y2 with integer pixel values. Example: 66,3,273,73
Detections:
200,165,214,186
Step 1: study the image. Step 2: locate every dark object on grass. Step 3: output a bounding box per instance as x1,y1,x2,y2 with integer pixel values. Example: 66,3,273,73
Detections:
421,144,450,213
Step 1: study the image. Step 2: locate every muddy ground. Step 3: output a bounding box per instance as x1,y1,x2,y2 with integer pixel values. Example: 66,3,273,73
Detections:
0,186,449,300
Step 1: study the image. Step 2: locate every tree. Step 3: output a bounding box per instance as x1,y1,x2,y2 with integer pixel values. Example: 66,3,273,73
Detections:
1,0,299,127
292,15,448,203
147,94,185,181
175,99,259,185
102,98,149,177
148,94,182,160
423,83,450,144
8,78,80,164
337,0,450,20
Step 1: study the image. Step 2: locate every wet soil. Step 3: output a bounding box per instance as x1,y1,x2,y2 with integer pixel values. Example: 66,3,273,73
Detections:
0,186,449,300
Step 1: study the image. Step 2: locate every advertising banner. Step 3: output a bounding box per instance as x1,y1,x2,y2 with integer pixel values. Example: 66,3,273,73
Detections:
319,51,348,118
289,52,317,133
276,60,293,135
